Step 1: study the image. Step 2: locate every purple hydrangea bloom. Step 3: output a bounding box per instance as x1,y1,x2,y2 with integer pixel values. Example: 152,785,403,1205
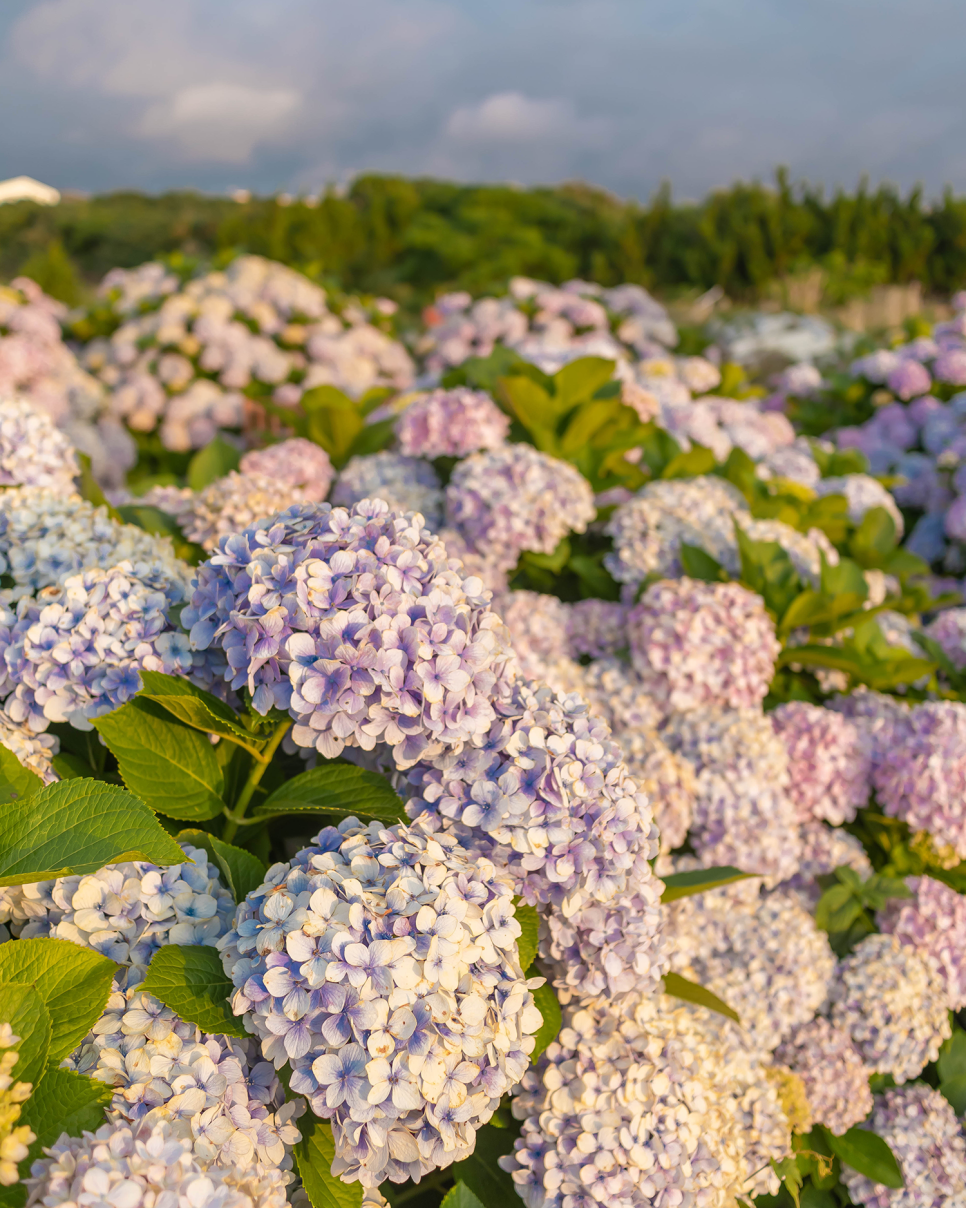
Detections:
774,1018,872,1136
871,701,966,861
218,816,542,1188
933,348,966,385
564,599,628,659
851,349,901,383
924,606,966,669
395,388,509,458
770,701,871,825
332,453,443,530
240,438,334,501
879,874,966,1011
627,578,780,713
445,445,595,574
183,500,514,768
842,1086,966,1207
886,360,932,401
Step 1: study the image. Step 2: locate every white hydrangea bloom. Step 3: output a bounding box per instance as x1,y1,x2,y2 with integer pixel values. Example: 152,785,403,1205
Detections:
178,470,310,551
0,711,59,784
814,473,905,537
0,397,78,494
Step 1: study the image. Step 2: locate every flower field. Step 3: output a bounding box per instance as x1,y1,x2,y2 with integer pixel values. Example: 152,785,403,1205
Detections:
0,252,965,1208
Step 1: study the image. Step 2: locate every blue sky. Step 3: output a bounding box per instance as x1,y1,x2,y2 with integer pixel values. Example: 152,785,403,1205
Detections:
0,0,962,200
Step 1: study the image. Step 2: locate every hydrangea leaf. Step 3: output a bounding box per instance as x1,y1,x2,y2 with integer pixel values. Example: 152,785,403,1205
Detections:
21,1066,113,1150
513,902,540,970
177,827,265,904
0,938,115,1062
294,1113,363,1208
662,971,740,1024
660,443,717,480
254,763,406,823
94,699,226,821
823,1126,904,1189
452,1121,519,1208
529,979,562,1061
679,543,728,583
137,670,268,753
552,357,617,411
0,982,52,1089
187,436,240,491
660,866,752,903
0,746,43,806
0,779,185,886
141,944,247,1040
440,1183,487,1208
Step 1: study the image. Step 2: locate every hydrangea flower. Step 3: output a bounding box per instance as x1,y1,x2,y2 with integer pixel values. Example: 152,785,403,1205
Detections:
402,677,661,915
502,992,791,1208
0,397,78,494
23,1119,289,1208
886,359,932,401
0,845,234,985
395,388,509,458
178,471,311,552
493,591,586,697
664,880,835,1052
564,599,628,659
332,453,443,530
829,933,951,1083
628,580,781,714
66,982,302,1172
774,1018,872,1136
185,500,514,768
778,822,873,909
924,606,966,670
871,701,966,860
842,1086,966,1208
770,701,871,825
0,487,189,599
218,817,542,1188
240,438,334,501
878,875,966,1011
662,708,801,882
2,561,199,732
0,710,59,784
0,1024,34,1186
445,445,595,574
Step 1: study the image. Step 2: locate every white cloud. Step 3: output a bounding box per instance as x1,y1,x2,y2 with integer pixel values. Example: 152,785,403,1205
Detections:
446,92,575,143
138,83,300,162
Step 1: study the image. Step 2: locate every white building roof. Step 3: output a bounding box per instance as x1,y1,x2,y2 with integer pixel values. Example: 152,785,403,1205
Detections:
0,176,60,206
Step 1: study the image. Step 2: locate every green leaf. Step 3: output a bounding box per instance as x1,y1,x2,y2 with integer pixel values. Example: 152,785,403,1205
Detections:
735,524,802,619
938,1029,966,1083
94,699,226,821
559,399,623,457
294,1112,363,1208
453,1121,519,1208
814,884,863,935
254,763,406,823
941,1073,966,1115
345,417,396,461
302,388,365,468
661,866,752,903
529,979,562,1061
849,507,898,567
719,446,758,501
21,1066,113,1149
771,1155,804,1207
662,971,740,1024
0,938,115,1062
140,944,247,1039
820,553,869,603
0,746,43,805
679,543,727,582
823,1126,903,1189
76,452,123,523
661,444,716,479
209,835,266,903
514,903,540,970
0,778,185,887
187,436,240,491
0,983,52,1088
498,377,561,450
552,357,616,410
137,670,267,753
440,1183,486,1208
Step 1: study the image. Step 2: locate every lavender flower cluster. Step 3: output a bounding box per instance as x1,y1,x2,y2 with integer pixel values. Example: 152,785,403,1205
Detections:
78,256,414,451
332,452,443,530
395,388,509,458
218,817,542,1188
0,398,78,494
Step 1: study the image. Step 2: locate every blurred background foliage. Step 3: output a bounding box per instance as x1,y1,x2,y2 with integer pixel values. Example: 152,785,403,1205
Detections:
7,168,966,311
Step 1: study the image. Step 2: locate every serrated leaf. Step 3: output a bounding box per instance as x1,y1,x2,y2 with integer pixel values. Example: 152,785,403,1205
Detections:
209,835,266,903
294,1112,363,1208
453,1121,519,1208
21,1066,112,1149
0,982,52,1088
0,746,43,805
254,764,405,823
662,971,740,1024
514,903,540,970
440,1184,486,1208
660,866,752,903
187,437,240,491
823,1126,903,1189
0,938,115,1062
140,945,247,1039
0,779,185,886
529,979,562,1061
137,670,266,752
94,699,226,821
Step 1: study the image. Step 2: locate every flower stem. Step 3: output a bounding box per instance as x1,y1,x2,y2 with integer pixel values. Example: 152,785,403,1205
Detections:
221,718,290,842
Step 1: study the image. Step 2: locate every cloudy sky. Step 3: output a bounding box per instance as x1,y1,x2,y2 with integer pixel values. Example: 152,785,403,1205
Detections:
0,0,962,201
